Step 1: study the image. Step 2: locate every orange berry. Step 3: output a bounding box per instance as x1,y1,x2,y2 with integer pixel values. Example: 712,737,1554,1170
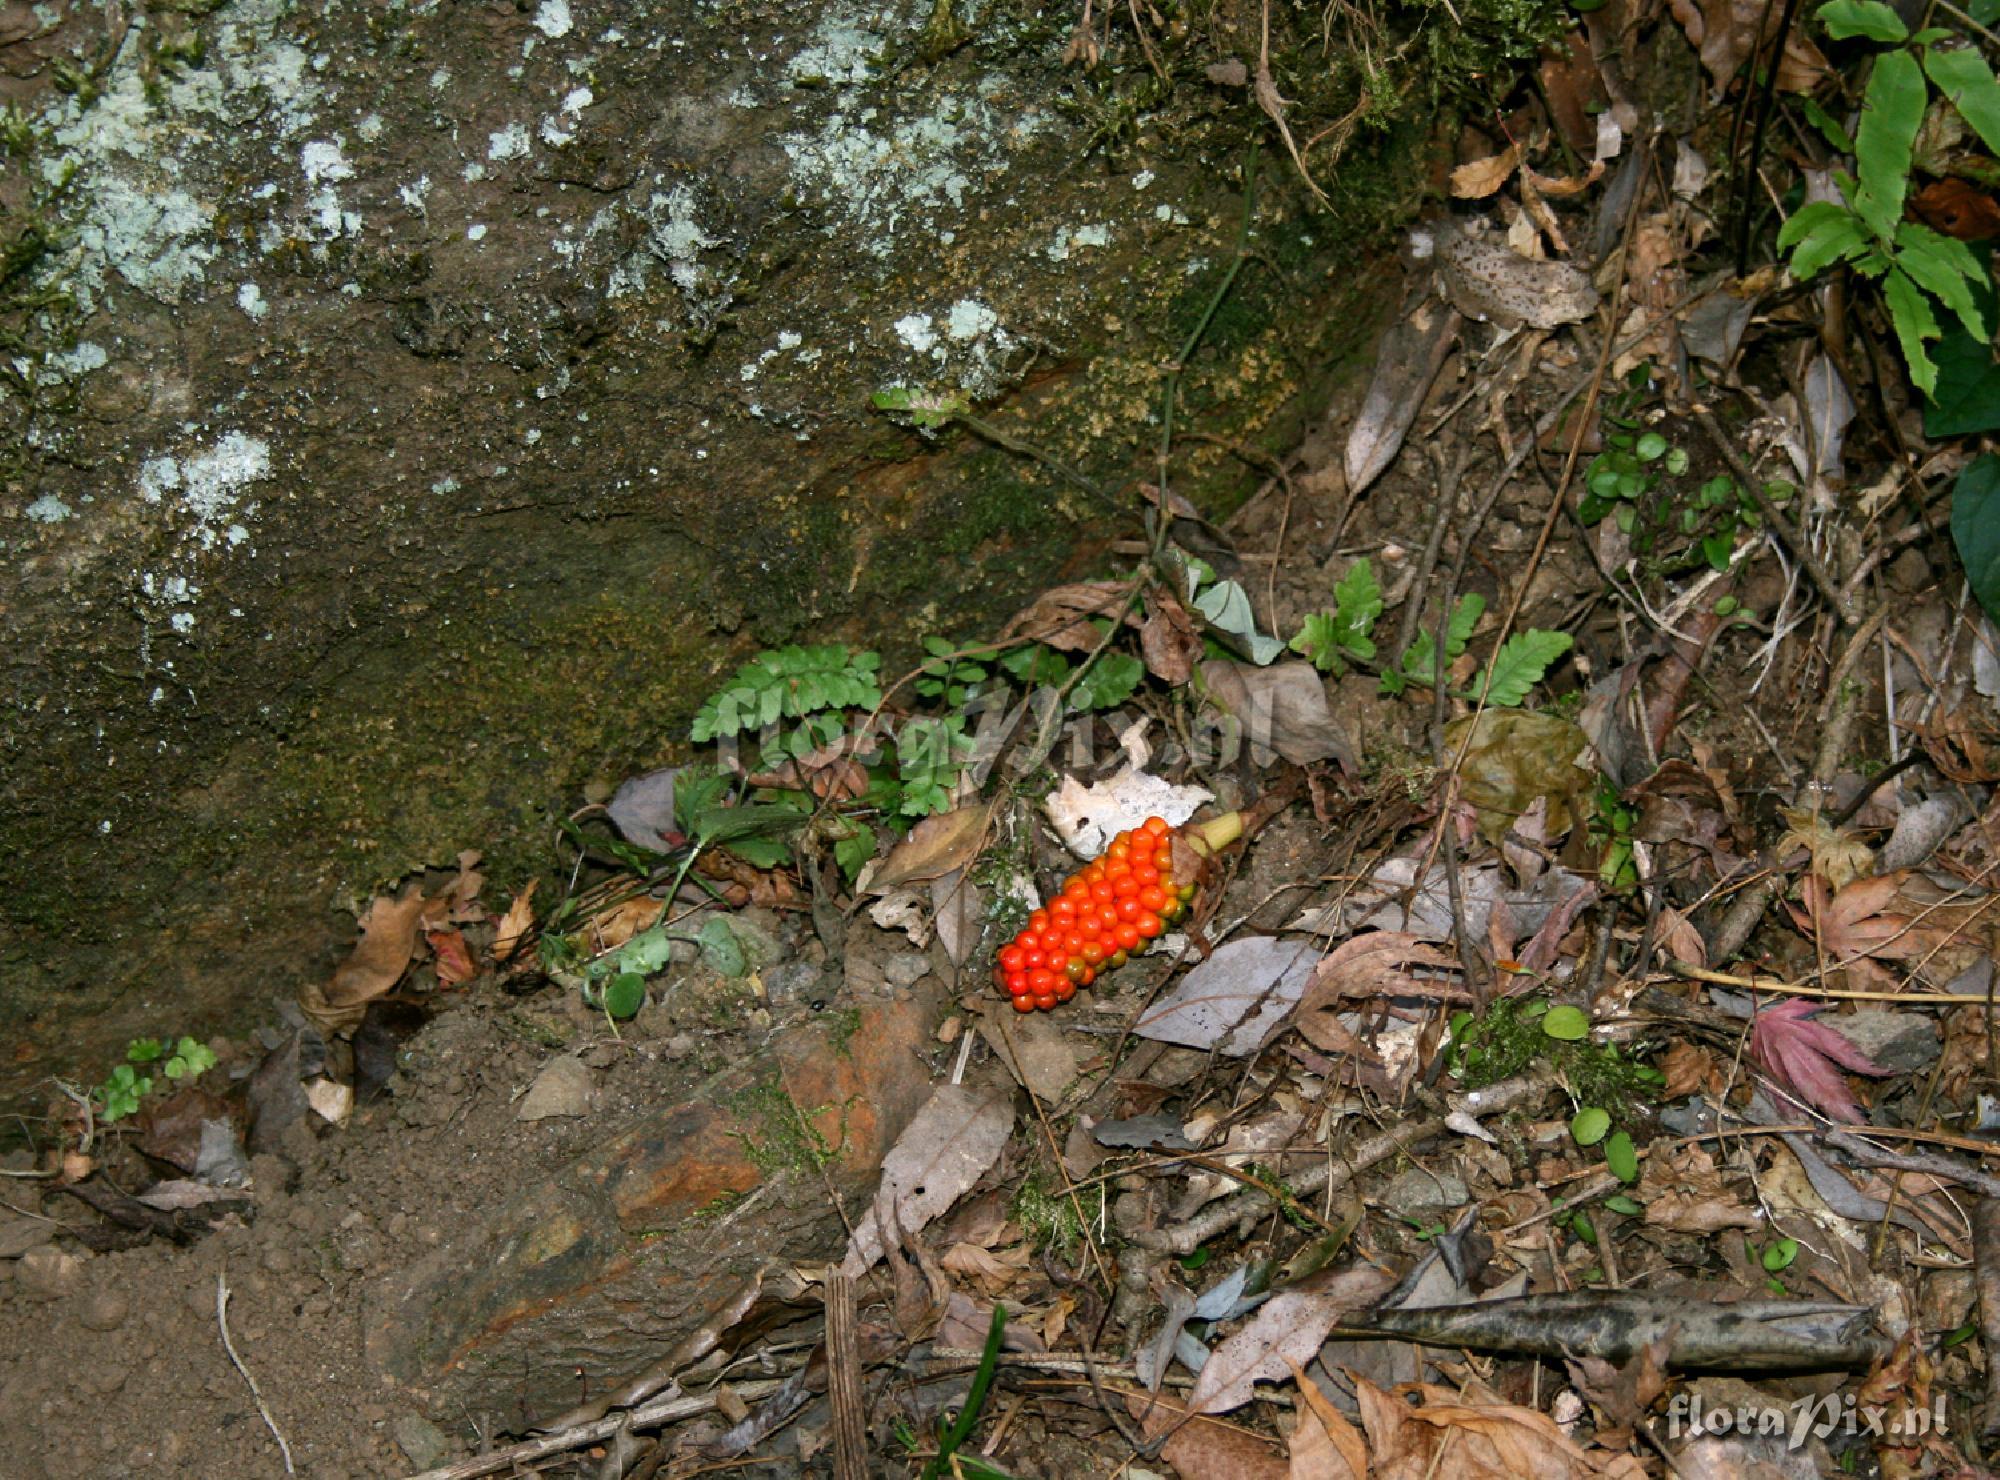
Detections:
1109,949,1129,968
1136,911,1164,938
1028,909,1050,931
1115,922,1142,951
1081,940,1107,965
1139,885,1170,913
1143,816,1169,837
1013,995,1037,1013
1115,897,1143,922
1033,993,1057,1011
1054,979,1076,1002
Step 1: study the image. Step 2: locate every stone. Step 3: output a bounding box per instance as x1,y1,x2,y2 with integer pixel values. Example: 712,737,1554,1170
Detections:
365,985,943,1426
1825,1011,1939,1076
14,1246,84,1301
1378,1169,1469,1216
77,1289,129,1332
391,1412,452,1471
516,1055,595,1121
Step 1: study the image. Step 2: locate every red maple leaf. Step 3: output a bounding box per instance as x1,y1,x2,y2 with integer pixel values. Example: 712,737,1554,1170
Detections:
1747,999,1892,1124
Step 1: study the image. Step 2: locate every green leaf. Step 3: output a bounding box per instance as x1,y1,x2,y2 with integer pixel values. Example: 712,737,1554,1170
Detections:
1635,431,1668,462
1799,94,1855,153
1779,201,1871,278
1925,44,2000,158
127,1037,164,1063
698,916,748,976
1543,1004,1590,1041
1195,579,1286,664
1883,263,1944,398
1894,222,1990,339
1953,454,2000,621
1333,557,1383,640
1571,1106,1612,1146
603,972,647,1019
1068,651,1145,711
1290,612,1343,672
1001,643,1070,685
1817,0,1909,40
833,824,877,883
1925,326,2000,435
1762,1236,1800,1272
1472,629,1573,707
1604,1194,1644,1215
1852,50,1924,245
1605,1131,1640,1183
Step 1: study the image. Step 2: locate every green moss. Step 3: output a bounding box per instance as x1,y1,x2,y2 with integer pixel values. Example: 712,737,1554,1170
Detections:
1448,997,1659,1119
726,1074,846,1179
827,1006,862,1059
1011,1166,1100,1254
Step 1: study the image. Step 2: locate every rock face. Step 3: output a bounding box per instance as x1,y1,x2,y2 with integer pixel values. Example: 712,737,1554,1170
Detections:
363,985,943,1425
0,1,1379,1087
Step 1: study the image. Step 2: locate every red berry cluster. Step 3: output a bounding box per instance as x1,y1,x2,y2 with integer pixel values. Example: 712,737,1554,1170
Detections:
995,816,1195,1013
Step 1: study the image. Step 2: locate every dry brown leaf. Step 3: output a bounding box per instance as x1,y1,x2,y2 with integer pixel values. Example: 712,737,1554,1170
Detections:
1668,0,1828,93
427,927,477,987
744,731,872,799
301,888,430,1036
860,803,991,895
1351,1373,1601,1479
1141,590,1203,685
491,878,537,963
1287,1358,1367,1479
1639,1143,1760,1234
1344,298,1459,497
1292,932,1469,1046
939,1240,1029,1292
1912,177,2000,240
840,1084,1014,1276
584,894,665,951
446,849,486,922
1655,905,1707,969
1657,1039,1721,1101
1000,580,1137,652
1129,1390,1290,1480
1201,660,1356,768
1450,145,1520,198
1189,1267,1397,1415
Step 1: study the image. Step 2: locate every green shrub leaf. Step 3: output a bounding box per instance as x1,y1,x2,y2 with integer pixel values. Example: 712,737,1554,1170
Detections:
1895,222,1991,339
1953,454,2000,621
1780,201,1871,278
1605,1130,1640,1183
1854,50,1925,244
1925,44,2000,157
1571,1106,1612,1146
1818,0,1910,40
1883,264,1944,399
1473,629,1574,707
1543,1004,1590,1041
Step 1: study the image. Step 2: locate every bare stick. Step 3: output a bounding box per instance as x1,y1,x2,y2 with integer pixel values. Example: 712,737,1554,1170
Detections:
403,1379,785,1480
217,1268,295,1475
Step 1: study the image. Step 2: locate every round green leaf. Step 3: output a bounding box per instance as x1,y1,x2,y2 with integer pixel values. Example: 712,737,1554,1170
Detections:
1605,1130,1639,1182
1571,1106,1612,1146
1762,1236,1799,1272
603,971,647,1020
1543,1005,1590,1041
1635,431,1668,462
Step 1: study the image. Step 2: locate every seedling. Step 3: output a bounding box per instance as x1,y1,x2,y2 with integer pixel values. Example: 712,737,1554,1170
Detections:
93,1036,218,1122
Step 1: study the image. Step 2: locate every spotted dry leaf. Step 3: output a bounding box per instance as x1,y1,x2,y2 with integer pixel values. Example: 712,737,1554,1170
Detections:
1668,0,1828,94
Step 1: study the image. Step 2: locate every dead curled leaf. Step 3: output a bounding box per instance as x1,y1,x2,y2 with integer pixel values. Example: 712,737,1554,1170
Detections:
300,888,430,1037
840,1084,1014,1276
1287,1357,1367,1479
490,878,537,963
1000,580,1137,652
1668,0,1828,93
860,803,991,895
1288,931,1469,1058
1350,1373,1618,1479
1187,1266,1398,1415
1450,144,1520,199
1140,590,1202,685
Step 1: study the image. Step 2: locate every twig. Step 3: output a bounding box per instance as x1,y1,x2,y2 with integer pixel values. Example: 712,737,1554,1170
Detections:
1692,408,1856,623
217,1268,295,1475
1975,1196,2000,1440
404,1379,786,1480
826,1274,869,1480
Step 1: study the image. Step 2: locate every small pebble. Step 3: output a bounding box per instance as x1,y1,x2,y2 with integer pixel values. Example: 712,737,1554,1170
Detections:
78,1288,129,1332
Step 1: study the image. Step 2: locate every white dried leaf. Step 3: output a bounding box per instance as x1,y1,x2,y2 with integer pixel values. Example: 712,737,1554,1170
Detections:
1134,936,1320,1056
1044,767,1212,859
841,1084,1014,1276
